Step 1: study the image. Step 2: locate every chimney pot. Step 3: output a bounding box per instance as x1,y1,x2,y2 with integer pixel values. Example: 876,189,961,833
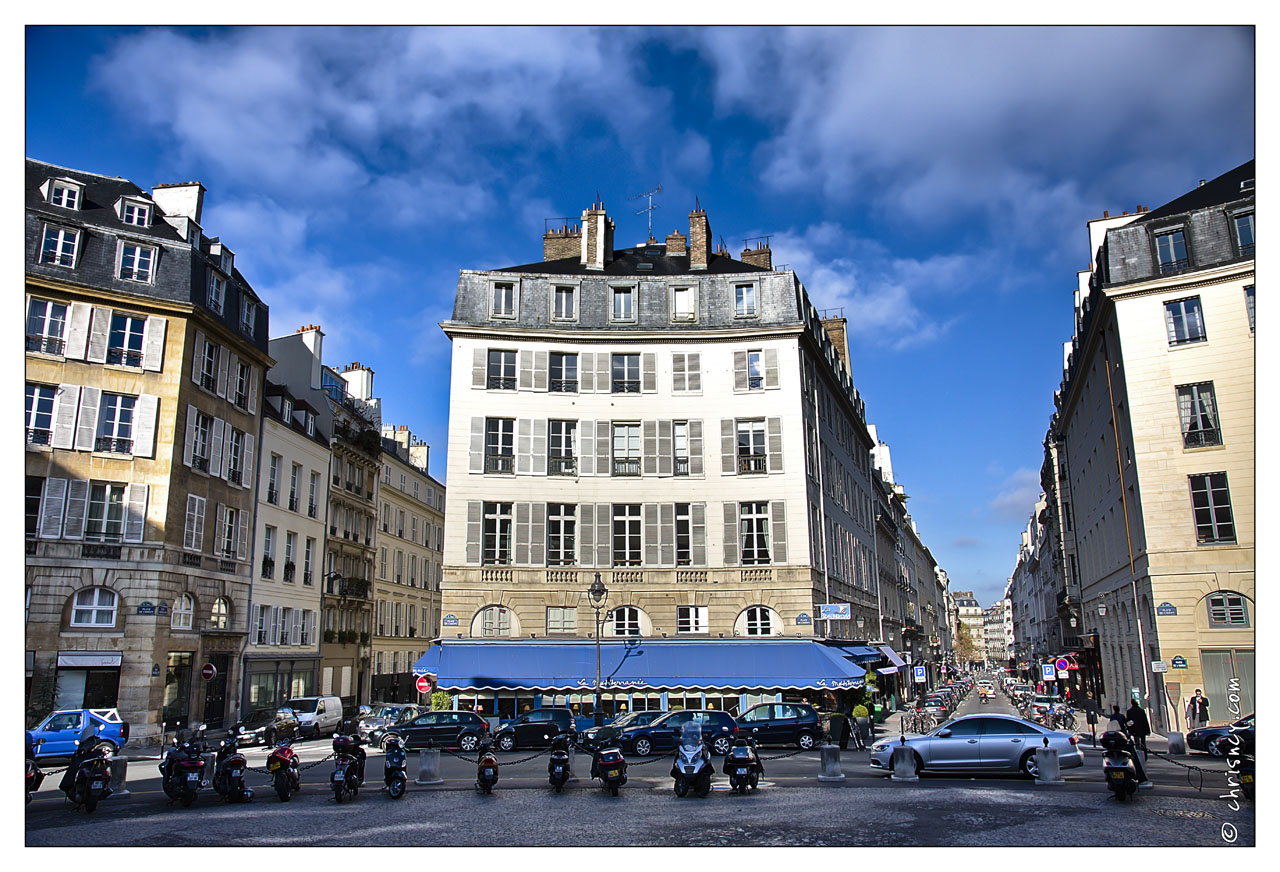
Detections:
1103,210,1109,218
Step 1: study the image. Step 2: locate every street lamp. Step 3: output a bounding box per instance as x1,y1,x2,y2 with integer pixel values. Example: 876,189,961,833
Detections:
856,615,866,638
588,573,609,727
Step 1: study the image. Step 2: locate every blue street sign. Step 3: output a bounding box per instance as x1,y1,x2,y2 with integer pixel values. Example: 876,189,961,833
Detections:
795,613,812,626
1157,602,1178,616
818,603,851,621
913,665,927,683
442,614,459,627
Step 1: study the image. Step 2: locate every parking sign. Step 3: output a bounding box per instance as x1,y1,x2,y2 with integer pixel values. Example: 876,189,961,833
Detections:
913,665,927,683
1041,664,1056,681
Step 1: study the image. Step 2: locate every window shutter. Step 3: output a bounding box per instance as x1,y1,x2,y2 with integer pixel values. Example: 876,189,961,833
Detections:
658,420,673,476
579,352,595,392
580,504,596,567
767,417,784,472
191,330,205,383
216,346,229,398
517,418,533,474
689,420,704,476
595,421,609,476
532,418,547,475
39,478,68,539
764,348,780,389
74,386,101,451
643,420,658,475
595,503,611,567
237,508,249,560
579,420,595,476
65,303,92,360
659,503,675,565
291,610,302,645
242,433,255,489
672,353,687,392
722,502,739,566
469,417,484,473
530,502,546,566
465,502,481,565
533,350,548,391
142,316,167,371
215,503,227,556
51,384,80,449
132,394,158,458
519,350,534,389
268,606,280,645
247,365,259,415
770,501,788,564
222,424,234,480
687,354,702,392
721,419,736,474
86,306,112,363
184,494,204,551
210,418,226,478
183,405,197,467
691,503,707,565
595,354,609,393
124,484,149,543
63,479,89,541
1163,303,1176,342
733,351,748,392
472,347,486,388
644,503,659,565
514,502,531,565
642,353,657,392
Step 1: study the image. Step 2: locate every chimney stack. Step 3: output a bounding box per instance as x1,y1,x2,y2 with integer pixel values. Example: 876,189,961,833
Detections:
740,241,772,269
820,315,851,373
579,200,615,271
151,181,206,224
688,202,711,271
543,222,581,261
665,228,687,257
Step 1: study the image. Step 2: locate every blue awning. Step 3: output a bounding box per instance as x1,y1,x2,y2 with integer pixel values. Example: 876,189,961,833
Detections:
413,639,865,691
878,645,907,668
823,644,885,664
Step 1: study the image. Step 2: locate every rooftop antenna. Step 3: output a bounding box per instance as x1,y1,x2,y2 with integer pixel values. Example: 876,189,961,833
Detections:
628,183,663,239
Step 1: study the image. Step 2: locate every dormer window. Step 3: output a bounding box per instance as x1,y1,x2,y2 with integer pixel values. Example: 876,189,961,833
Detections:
207,272,226,316
47,179,82,210
282,398,294,422
121,200,151,227
240,297,257,338
210,242,234,275
305,412,315,437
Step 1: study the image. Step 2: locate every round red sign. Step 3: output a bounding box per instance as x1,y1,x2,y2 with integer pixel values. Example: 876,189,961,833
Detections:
200,663,218,681
415,674,434,694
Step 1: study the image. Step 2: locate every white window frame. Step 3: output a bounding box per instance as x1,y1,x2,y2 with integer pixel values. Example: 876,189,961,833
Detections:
39,224,80,267
27,298,68,349
547,606,578,634
482,502,513,565
677,605,708,634
739,501,772,565
211,597,230,630
743,605,774,636
70,587,117,627
612,503,642,567
670,284,697,321
611,605,641,637
240,297,257,337
734,281,759,318
1206,592,1249,627
609,283,637,323
551,282,579,322
96,393,137,452
85,482,127,543
547,503,577,566
171,593,195,630
479,605,511,637
26,384,56,445
121,200,151,227
207,272,226,315
49,180,82,210
489,279,517,320
117,241,157,283
107,312,146,367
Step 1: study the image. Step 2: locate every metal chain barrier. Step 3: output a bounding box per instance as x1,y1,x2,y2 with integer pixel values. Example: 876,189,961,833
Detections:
758,746,813,761
620,749,678,766
500,747,554,766
246,752,334,775
1144,748,1220,792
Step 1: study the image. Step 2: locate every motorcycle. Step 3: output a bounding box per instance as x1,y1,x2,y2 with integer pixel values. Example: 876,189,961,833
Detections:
330,733,367,803
547,732,571,793
722,737,764,794
266,736,302,802
589,735,628,797
383,733,408,799
26,737,46,804
212,727,253,803
1100,730,1139,802
475,736,499,794
61,730,114,813
671,720,714,798
159,724,208,808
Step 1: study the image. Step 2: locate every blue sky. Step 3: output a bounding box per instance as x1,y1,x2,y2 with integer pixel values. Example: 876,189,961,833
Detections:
24,25,1254,607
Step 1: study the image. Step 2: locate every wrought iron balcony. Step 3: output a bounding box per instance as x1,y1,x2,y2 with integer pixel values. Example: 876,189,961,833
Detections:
487,376,516,390
193,455,209,472
26,428,52,446
105,347,144,367
1158,256,1191,276
200,372,217,392
737,454,767,474
288,495,299,511
549,379,578,393
1183,428,1222,449
282,562,296,582
325,576,371,599
611,380,640,394
95,436,133,454
303,571,313,586
308,502,318,518
674,456,690,476
748,376,764,390
26,334,65,355
261,557,275,579
485,454,514,474
82,543,122,559
548,456,577,476
227,467,243,486
267,486,279,505
233,392,249,410
612,457,641,477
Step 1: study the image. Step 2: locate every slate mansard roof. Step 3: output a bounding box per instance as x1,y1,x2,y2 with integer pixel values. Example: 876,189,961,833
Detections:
495,243,768,277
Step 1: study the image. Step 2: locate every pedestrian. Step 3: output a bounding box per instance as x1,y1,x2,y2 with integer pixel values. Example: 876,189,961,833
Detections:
1082,691,1102,747
1126,700,1150,759
1108,704,1128,735
1185,689,1210,731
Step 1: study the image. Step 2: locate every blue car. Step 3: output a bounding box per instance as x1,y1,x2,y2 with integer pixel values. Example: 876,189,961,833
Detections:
26,709,129,758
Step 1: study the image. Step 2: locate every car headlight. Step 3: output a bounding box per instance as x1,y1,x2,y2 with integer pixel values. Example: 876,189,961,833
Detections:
872,743,888,752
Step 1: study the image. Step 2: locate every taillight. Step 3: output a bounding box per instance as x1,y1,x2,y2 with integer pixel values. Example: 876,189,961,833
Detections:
732,725,739,736
1069,736,1079,745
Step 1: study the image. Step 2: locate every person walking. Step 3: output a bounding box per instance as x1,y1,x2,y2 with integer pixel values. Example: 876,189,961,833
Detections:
1082,691,1102,747
1126,700,1151,760
1185,689,1210,731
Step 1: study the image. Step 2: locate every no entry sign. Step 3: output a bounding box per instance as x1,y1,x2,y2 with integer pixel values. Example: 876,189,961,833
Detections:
415,674,434,694
200,663,218,681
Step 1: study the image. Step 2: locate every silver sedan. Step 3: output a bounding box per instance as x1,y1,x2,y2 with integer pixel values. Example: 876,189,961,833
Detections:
869,714,1084,778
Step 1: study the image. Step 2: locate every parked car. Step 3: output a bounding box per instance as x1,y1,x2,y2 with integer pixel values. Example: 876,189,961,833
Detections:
577,710,664,753
869,714,1083,778
26,709,129,758
357,704,423,744
618,709,738,757
493,708,577,751
1187,714,1254,755
737,702,823,749
1209,724,1254,758
285,696,343,738
385,710,490,751
917,699,950,722
1029,695,1063,717
237,707,301,746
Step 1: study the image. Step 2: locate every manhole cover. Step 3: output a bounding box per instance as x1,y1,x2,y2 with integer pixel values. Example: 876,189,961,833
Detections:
1151,808,1218,820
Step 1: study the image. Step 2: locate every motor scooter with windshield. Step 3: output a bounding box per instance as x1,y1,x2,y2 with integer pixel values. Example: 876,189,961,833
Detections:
671,719,714,798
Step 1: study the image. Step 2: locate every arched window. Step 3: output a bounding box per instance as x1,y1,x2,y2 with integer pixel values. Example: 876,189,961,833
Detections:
735,605,780,637
70,587,117,627
1206,592,1250,627
473,605,512,637
210,597,231,630
611,606,642,636
171,593,195,629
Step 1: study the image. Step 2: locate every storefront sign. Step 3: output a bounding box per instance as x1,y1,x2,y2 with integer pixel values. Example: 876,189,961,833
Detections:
1156,602,1178,616
57,651,123,668
574,677,646,688
442,614,459,627
818,603,851,621
1171,655,1188,669
136,601,156,615
795,613,812,626
816,677,864,688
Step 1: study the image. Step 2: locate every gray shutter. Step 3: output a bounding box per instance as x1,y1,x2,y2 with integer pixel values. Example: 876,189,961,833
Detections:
142,316,167,371
764,348,780,389
687,354,702,392
733,350,748,392
465,502,482,565
132,394,158,458
534,351,548,391
86,306,111,363
642,353,656,392
580,353,595,393
530,503,546,566
51,385,80,449
184,494,200,550
672,353,686,392
532,419,547,475
74,386,101,451
721,419,736,474
580,504,596,568
767,417,784,472
469,417,484,473
517,418,533,474
519,350,534,390
124,484,148,543
596,503,611,567
644,504,659,565
722,502,739,566
595,354,609,393
515,502,531,565
237,508,249,560
689,420,704,476
579,419,595,476
183,404,196,467
65,303,91,360
216,346,229,397
472,347,486,388
770,501,788,564
595,421,610,477
38,478,68,539
247,365,259,415
215,503,227,556
691,503,707,565
191,330,205,383
63,479,89,541
210,418,225,478
658,420,673,476
643,420,658,475
242,433,255,490
659,503,675,566
192,498,205,552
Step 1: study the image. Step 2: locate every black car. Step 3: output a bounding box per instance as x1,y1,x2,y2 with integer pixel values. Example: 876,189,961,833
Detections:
493,708,576,751
386,710,490,751
237,707,301,746
1187,714,1254,755
736,703,823,749
577,710,664,752
1210,725,1254,758
618,709,738,757
358,704,423,745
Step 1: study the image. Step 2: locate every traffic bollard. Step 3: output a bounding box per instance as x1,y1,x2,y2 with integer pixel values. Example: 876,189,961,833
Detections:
817,744,846,782
1034,741,1063,785
890,744,918,782
106,757,129,798
1166,732,1187,755
416,748,443,785
201,752,217,786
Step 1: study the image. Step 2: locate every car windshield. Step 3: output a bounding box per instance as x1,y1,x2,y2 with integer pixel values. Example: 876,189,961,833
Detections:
611,712,645,729
365,706,402,719
680,720,703,750
286,698,317,713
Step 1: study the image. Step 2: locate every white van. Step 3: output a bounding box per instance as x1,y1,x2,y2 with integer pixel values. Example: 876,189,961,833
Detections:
286,696,344,738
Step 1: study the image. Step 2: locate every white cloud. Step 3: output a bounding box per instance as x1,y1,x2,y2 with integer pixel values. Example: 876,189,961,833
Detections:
988,468,1043,523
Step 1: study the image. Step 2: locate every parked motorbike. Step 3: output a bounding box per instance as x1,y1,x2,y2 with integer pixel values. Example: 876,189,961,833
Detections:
589,735,628,797
266,736,302,802
330,733,367,803
26,737,46,804
159,724,209,808
722,737,764,794
212,726,253,803
547,732,571,793
475,736,499,795
671,720,714,798
61,730,114,813
383,733,408,799
1100,729,1139,802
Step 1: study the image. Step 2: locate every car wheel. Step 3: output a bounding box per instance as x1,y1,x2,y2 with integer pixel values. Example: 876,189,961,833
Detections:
1207,740,1225,758
796,730,816,750
1020,751,1039,779
712,736,731,756
498,734,516,752
633,737,652,757
459,734,479,753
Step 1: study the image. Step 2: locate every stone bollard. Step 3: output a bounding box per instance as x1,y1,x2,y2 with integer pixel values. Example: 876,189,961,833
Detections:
1034,741,1064,785
566,745,579,782
416,748,443,785
201,752,217,786
817,744,845,782
106,757,130,798
890,743,918,782
1166,732,1187,755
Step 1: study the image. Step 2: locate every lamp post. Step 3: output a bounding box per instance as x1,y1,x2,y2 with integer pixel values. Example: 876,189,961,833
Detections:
588,573,609,727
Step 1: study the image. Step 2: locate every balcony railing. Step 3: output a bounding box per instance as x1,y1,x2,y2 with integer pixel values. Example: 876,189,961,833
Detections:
485,454,514,474
181,553,202,567
267,486,279,505
95,436,133,454
193,455,209,472
27,334,65,355
325,577,371,599
105,347,144,367
26,540,38,556
227,467,243,486
487,376,516,390
748,376,764,390
674,456,690,476
26,428,52,447
233,392,248,410
303,571,313,586
1158,256,1191,276
1241,242,1255,257
282,562,296,582
612,380,640,394
200,372,217,392
308,502,318,518
288,495,299,511
1183,428,1222,449
548,456,577,476
82,543,122,559
262,557,275,579
550,379,578,393
612,457,641,477
737,454,767,474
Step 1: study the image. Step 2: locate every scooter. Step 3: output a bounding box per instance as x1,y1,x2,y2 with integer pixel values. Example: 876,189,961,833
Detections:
383,733,408,799
330,733,367,803
547,732,571,793
159,724,208,808
62,731,114,813
590,738,628,797
671,720,714,798
1100,730,1139,802
266,736,302,802
723,737,764,794
26,737,46,804
475,737,499,794
212,727,253,803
